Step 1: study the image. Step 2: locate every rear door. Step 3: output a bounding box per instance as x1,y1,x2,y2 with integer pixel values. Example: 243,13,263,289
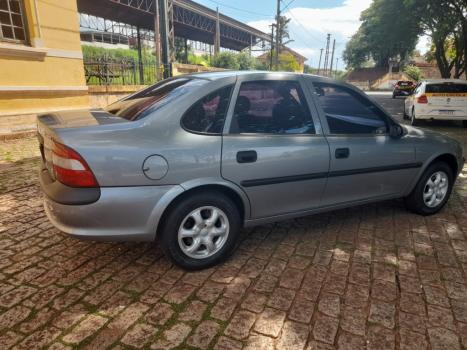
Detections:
310,81,418,206
221,74,330,219
425,82,467,117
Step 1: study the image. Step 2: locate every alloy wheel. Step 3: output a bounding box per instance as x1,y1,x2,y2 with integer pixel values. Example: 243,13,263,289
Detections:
423,171,449,208
177,206,230,259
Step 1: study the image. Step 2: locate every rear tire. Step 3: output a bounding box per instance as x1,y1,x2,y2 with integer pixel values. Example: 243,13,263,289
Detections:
463,120,467,128
411,108,420,126
159,192,241,270
405,162,453,216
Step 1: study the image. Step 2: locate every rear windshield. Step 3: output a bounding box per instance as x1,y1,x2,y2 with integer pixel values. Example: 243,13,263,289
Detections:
398,81,412,86
105,78,209,121
426,83,467,94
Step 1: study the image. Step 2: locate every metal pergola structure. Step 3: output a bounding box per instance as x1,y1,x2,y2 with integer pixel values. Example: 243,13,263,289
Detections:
78,0,271,78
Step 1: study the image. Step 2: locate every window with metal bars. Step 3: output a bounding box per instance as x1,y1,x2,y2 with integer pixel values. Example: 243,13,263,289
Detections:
0,0,27,43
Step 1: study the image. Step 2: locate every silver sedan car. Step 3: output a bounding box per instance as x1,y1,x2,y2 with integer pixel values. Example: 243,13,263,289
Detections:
38,71,464,269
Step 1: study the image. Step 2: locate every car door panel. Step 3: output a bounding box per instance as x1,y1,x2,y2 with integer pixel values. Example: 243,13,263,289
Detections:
222,135,329,218
221,74,330,219
322,135,418,206
309,81,417,206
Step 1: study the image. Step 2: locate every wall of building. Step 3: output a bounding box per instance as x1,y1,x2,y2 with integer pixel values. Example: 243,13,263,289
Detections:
0,0,88,117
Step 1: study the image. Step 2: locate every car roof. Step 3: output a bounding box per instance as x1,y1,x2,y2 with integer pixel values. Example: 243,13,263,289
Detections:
422,79,467,84
185,70,325,81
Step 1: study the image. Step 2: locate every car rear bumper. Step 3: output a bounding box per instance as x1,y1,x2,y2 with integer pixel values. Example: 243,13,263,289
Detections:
415,114,467,120
41,169,184,241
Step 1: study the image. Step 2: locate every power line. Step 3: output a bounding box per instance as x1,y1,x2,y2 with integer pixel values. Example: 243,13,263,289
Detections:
287,10,326,45
204,0,273,18
281,0,296,12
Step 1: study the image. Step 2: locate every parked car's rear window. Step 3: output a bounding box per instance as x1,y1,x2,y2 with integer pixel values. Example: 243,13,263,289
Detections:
105,78,209,121
425,83,467,94
397,81,412,86
181,85,233,135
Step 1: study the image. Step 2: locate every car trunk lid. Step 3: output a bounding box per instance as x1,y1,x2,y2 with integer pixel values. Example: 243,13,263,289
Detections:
37,109,126,179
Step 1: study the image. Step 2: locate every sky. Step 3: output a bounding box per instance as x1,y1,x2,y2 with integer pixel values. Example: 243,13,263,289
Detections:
195,0,430,70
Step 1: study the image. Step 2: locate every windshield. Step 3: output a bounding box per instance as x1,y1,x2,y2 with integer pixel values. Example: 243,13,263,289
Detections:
105,78,209,121
426,83,467,94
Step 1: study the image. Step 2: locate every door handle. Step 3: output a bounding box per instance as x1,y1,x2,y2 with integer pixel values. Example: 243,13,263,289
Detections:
335,148,350,159
237,150,257,163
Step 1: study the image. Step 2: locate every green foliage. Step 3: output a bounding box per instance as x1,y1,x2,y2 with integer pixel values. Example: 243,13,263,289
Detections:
405,0,466,78
81,45,155,62
403,64,424,81
211,52,240,70
343,0,421,68
277,52,300,72
261,50,301,72
237,52,256,70
187,53,210,67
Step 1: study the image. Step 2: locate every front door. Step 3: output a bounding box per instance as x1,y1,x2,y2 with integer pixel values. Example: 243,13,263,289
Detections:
310,82,418,206
221,75,330,219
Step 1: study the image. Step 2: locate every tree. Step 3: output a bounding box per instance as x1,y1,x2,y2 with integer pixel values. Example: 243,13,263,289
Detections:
405,0,465,78
237,52,255,70
277,52,300,72
342,29,371,69
276,16,293,48
211,52,240,70
403,65,424,81
343,0,421,69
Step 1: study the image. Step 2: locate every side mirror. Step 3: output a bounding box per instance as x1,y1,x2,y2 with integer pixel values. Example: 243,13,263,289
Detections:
389,124,404,138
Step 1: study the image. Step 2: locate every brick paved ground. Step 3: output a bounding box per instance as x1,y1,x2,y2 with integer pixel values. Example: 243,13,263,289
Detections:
0,126,466,349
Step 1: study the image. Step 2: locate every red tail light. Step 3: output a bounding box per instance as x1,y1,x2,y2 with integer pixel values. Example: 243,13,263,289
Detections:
51,141,98,188
417,95,428,104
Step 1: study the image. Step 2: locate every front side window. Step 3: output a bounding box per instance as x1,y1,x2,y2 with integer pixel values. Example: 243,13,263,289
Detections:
314,83,388,135
230,80,315,134
181,85,233,134
0,0,26,43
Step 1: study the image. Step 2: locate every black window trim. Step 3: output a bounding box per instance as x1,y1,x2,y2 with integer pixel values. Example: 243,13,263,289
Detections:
311,81,396,137
180,83,235,136
228,79,317,136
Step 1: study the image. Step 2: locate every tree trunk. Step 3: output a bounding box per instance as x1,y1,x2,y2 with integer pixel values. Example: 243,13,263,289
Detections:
434,39,451,78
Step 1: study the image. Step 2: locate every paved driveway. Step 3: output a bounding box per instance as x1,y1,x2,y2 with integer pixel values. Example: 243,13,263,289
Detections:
0,95,466,349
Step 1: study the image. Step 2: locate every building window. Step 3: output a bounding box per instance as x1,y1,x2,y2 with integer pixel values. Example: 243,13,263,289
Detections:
0,0,27,43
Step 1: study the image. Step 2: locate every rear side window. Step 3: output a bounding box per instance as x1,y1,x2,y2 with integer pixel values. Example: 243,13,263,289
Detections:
425,83,467,94
314,83,388,135
230,80,315,134
105,78,208,121
181,85,233,135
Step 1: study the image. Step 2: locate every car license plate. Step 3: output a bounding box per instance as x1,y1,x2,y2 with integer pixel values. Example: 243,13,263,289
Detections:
439,110,454,115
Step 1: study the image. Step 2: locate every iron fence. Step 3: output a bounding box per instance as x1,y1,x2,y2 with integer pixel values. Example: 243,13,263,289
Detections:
84,56,159,85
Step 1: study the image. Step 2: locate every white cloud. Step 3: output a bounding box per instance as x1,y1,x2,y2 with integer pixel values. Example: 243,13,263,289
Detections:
248,0,373,68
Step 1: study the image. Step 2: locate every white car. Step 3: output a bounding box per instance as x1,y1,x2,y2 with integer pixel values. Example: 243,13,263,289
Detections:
404,79,467,127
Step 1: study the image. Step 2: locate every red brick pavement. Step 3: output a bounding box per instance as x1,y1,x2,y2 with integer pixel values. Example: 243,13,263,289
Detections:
0,135,466,349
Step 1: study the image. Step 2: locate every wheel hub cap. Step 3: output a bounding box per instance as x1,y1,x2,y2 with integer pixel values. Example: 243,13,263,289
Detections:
423,171,448,208
178,206,229,259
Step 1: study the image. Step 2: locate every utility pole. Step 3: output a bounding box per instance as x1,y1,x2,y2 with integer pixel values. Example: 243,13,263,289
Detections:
269,24,275,70
159,0,171,78
329,39,336,76
317,48,323,75
335,57,339,78
274,0,280,70
214,7,220,55
136,27,144,84
323,33,330,76
153,0,161,80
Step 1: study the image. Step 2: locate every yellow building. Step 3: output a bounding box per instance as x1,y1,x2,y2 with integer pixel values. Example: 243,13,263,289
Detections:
0,0,88,117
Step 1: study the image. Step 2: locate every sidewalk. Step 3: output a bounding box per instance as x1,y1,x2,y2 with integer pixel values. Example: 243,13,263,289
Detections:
0,114,37,140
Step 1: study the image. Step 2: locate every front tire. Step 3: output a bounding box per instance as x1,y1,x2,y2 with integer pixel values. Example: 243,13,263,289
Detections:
159,192,241,270
405,162,453,216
